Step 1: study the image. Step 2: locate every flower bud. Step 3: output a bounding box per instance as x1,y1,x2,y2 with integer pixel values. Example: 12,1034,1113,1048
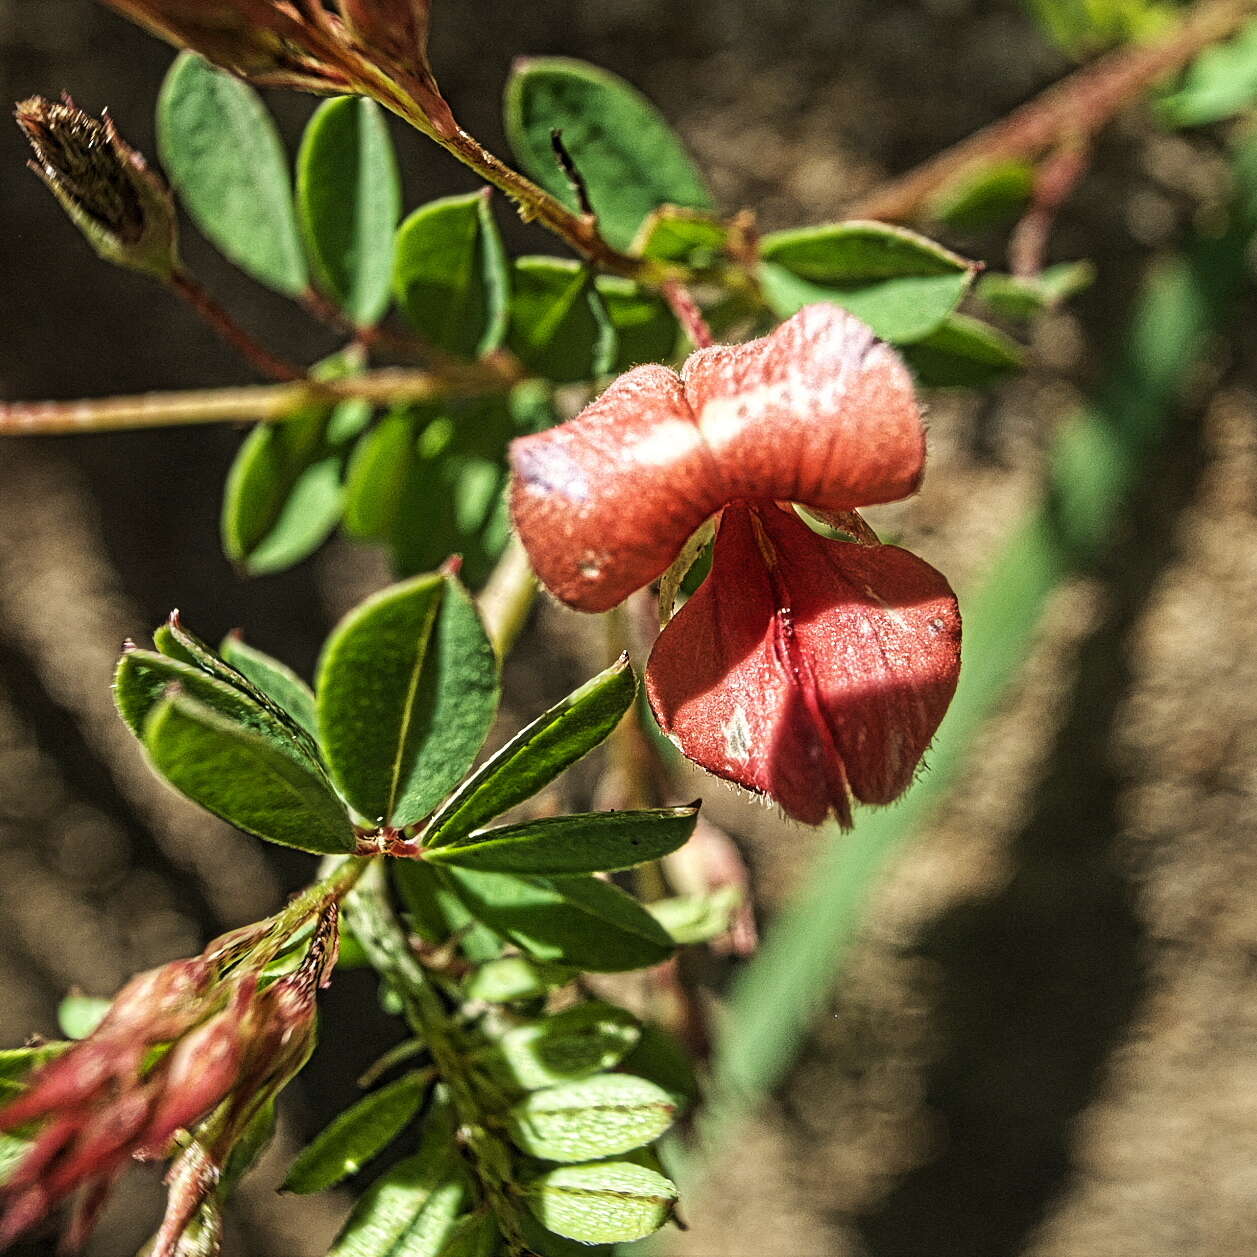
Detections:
339,0,430,65
100,1,308,78
15,96,178,279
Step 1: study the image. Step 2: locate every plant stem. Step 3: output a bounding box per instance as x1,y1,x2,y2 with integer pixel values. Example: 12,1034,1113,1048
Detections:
662,281,715,350
851,0,1257,223
168,268,305,382
478,535,539,659
347,864,529,1255
0,364,515,436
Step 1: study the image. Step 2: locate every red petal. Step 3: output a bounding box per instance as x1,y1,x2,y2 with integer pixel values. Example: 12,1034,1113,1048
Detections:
682,304,925,511
509,364,720,612
509,305,926,613
645,503,961,826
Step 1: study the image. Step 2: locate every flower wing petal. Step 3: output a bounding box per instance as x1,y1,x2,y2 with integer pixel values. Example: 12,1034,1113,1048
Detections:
682,304,925,511
509,364,721,611
646,504,960,825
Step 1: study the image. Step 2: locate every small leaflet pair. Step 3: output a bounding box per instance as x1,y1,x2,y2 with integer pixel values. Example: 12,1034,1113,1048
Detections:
510,303,962,826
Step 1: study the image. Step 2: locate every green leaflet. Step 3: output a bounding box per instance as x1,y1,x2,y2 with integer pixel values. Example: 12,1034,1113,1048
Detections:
1161,17,1257,126
221,391,372,577
153,612,322,761
507,256,617,382
926,159,1036,230
505,57,711,250
393,192,510,359
595,277,678,370
157,53,307,296
902,313,1025,388
282,1071,430,1195
219,632,319,741
522,1155,678,1246
57,995,110,1041
975,261,1096,321
506,1074,678,1162
298,96,402,326
427,807,699,876
440,868,674,973
423,656,637,847
326,1097,470,1257
758,220,975,343
484,1001,641,1093
142,691,356,854
463,956,578,1005
316,572,499,826
632,207,729,266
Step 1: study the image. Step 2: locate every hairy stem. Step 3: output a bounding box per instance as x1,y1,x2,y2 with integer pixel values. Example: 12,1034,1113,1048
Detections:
347,864,529,1255
0,364,515,436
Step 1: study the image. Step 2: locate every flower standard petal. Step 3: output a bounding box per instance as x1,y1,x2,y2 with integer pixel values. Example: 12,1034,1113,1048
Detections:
509,364,721,611
646,504,961,825
682,303,926,512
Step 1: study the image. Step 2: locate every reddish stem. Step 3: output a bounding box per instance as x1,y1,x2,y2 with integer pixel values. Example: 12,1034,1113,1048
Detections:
169,270,304,382
663,280,716,350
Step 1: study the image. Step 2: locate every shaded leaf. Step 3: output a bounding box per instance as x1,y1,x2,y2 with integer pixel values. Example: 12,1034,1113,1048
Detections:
393,192,510,358
902,312,1025,387
424,656,636,847
440,868,674,972
1161,18,1257,125
648,887,744,945
157,53,307,295
316,573,499,826
298,96,402,326
343,407,424,543
283,1072,430,1195
428,806,698,876
926,159,1036,230
633,206,729,265
485,1001,640,1092
143,691,356,854
595,277,678,370
434,1213,498,1257
976,261,1095,320
505,57,711,250
507,256,617,382
393,860,505,964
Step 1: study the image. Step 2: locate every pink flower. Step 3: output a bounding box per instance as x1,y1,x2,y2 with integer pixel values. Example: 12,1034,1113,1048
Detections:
509,304,962,825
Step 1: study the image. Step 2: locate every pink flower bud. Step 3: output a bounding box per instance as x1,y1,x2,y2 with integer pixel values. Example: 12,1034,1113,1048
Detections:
646,503,961,825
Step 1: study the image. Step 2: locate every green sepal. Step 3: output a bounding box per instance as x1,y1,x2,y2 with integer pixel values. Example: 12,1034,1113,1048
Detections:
316,572,499,826
427,806,698,876
423,656,637,848
505,56,712,250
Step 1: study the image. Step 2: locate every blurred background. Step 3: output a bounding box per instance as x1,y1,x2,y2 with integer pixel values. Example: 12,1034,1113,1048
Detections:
2,0,1256,1253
